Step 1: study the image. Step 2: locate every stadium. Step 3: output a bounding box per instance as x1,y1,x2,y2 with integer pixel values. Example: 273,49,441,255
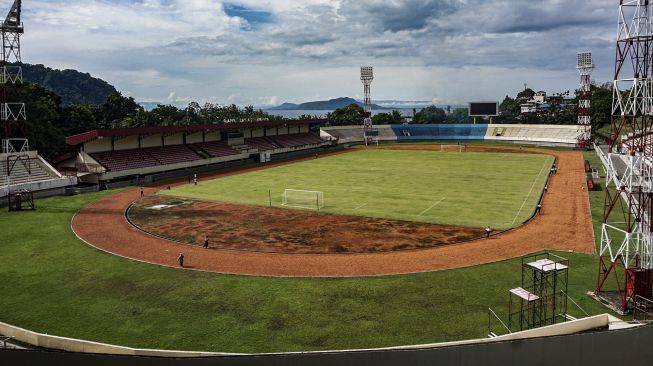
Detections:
2,1,653,366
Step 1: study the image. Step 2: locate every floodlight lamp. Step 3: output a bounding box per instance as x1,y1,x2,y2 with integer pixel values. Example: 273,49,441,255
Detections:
576,52,594,69
360,66,374,82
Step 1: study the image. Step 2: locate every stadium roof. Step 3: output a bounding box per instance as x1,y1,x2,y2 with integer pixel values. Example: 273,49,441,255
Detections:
66,119,326,146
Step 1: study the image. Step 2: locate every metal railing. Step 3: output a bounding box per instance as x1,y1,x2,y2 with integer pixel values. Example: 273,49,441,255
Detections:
487,308,511,337
0,336,15,349
633,295,653,322
562,291,589,318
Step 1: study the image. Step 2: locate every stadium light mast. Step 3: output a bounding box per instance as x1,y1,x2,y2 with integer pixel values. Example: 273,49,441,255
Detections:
576,52,594,149
360,66,377,145
1,0,27,154
597,0,653,312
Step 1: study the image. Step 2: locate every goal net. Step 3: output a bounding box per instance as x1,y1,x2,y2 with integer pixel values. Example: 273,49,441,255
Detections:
282,189,324,210
440,144,466,152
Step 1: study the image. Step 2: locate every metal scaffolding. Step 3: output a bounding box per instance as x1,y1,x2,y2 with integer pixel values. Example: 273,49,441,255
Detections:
508,253,570,331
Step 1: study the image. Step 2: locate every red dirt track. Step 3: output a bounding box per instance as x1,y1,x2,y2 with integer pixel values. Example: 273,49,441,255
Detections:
72,146,595,277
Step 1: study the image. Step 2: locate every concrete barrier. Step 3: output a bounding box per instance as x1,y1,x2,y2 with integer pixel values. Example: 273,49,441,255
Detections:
0,314,639,358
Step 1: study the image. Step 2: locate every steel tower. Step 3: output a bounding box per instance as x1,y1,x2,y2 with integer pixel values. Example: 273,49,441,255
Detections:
360,66,376,145
1,0,26,154
576,52,594,149
597,0,653,311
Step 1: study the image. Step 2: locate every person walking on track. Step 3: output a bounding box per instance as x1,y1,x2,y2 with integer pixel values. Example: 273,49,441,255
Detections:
485,226,492,238
178,253,184,267
203,236,209,249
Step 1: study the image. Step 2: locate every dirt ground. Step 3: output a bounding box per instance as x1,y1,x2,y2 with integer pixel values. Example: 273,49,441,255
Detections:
129,196,485,254
71,145,595,277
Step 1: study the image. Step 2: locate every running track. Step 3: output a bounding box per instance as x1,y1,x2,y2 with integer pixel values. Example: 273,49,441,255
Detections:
71,146,595,277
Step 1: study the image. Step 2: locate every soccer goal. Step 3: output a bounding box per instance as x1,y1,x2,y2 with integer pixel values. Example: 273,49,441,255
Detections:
440,144,467,152
282,189,324,210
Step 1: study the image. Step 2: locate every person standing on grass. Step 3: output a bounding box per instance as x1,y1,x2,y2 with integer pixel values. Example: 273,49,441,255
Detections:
204,235,209,249
178,253,184,267
485,226,492,238
193,173,198,186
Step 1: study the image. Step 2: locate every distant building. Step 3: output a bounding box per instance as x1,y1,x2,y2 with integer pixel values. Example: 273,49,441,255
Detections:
520,91,573,114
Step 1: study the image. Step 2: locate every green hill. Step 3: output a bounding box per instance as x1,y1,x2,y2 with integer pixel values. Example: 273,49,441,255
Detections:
21,63,117,105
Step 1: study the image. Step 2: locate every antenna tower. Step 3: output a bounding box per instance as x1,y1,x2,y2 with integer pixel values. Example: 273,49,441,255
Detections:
360,66,377,145
597,0,653,311
576,52,594,149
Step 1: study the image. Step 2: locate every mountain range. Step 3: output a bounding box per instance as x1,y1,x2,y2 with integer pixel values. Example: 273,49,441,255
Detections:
268,97,390,111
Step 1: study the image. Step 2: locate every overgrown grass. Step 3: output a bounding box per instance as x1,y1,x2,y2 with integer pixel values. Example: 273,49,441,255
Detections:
161,149,553,230
0,192,615,353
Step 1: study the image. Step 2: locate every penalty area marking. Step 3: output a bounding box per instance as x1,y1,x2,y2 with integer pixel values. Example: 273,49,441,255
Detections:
510,159,550,226
418,197,447,216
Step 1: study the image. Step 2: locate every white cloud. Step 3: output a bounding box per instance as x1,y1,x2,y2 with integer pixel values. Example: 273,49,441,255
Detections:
18,0,618,105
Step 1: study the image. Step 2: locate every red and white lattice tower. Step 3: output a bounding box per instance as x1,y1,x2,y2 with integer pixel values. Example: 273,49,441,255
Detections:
597,0,653,312
360,66,376,145
576,52,594,149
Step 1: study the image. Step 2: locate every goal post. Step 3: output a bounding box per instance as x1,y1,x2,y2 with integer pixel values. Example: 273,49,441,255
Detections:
440,144,466,152
282,189,324,210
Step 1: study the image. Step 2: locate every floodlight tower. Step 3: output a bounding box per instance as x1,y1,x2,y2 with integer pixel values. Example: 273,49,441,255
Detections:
597,0,653,312
360,66,375,145
576,52,594,149
1,0,27,154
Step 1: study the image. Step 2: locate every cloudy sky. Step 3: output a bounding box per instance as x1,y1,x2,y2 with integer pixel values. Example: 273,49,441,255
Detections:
17,0,615,106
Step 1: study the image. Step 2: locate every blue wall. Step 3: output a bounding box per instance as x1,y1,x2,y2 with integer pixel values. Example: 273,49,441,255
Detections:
391,124,488,141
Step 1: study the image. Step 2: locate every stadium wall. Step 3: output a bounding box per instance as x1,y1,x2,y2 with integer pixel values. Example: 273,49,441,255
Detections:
1,317,652,366
321,124,577,145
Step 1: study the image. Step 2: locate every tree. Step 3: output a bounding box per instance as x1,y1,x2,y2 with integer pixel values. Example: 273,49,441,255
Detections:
517,88,535,100
94,92,143,128
499,95,520,115
446,108,470,124
413,106,447,124
327,104,365,126
372,110,403,125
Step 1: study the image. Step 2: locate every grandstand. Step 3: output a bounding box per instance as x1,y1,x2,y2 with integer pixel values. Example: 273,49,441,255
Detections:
321,124,577,146
62,120,330,183
485,124,577,145
320,125,397,143
392,124,488,141
1,151,77,199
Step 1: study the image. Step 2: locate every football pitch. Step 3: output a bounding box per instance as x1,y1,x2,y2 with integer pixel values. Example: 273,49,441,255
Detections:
162,149,554,230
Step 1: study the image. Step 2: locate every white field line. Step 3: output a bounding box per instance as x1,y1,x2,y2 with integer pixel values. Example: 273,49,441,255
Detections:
418,197,447,216
511,159,550,226
354,203,368,210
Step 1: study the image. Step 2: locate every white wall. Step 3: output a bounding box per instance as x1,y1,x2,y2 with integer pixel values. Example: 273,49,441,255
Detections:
83,138,112,154
164,133,183,146
251,128,264,138
140,134,162,148
185,132,204,144
265,127,277,136
204,131,221,142
114,136,139,151
289,125,299,134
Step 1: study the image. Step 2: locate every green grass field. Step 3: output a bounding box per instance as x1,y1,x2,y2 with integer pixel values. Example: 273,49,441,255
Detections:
0,192,614,353
162,150,554,230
